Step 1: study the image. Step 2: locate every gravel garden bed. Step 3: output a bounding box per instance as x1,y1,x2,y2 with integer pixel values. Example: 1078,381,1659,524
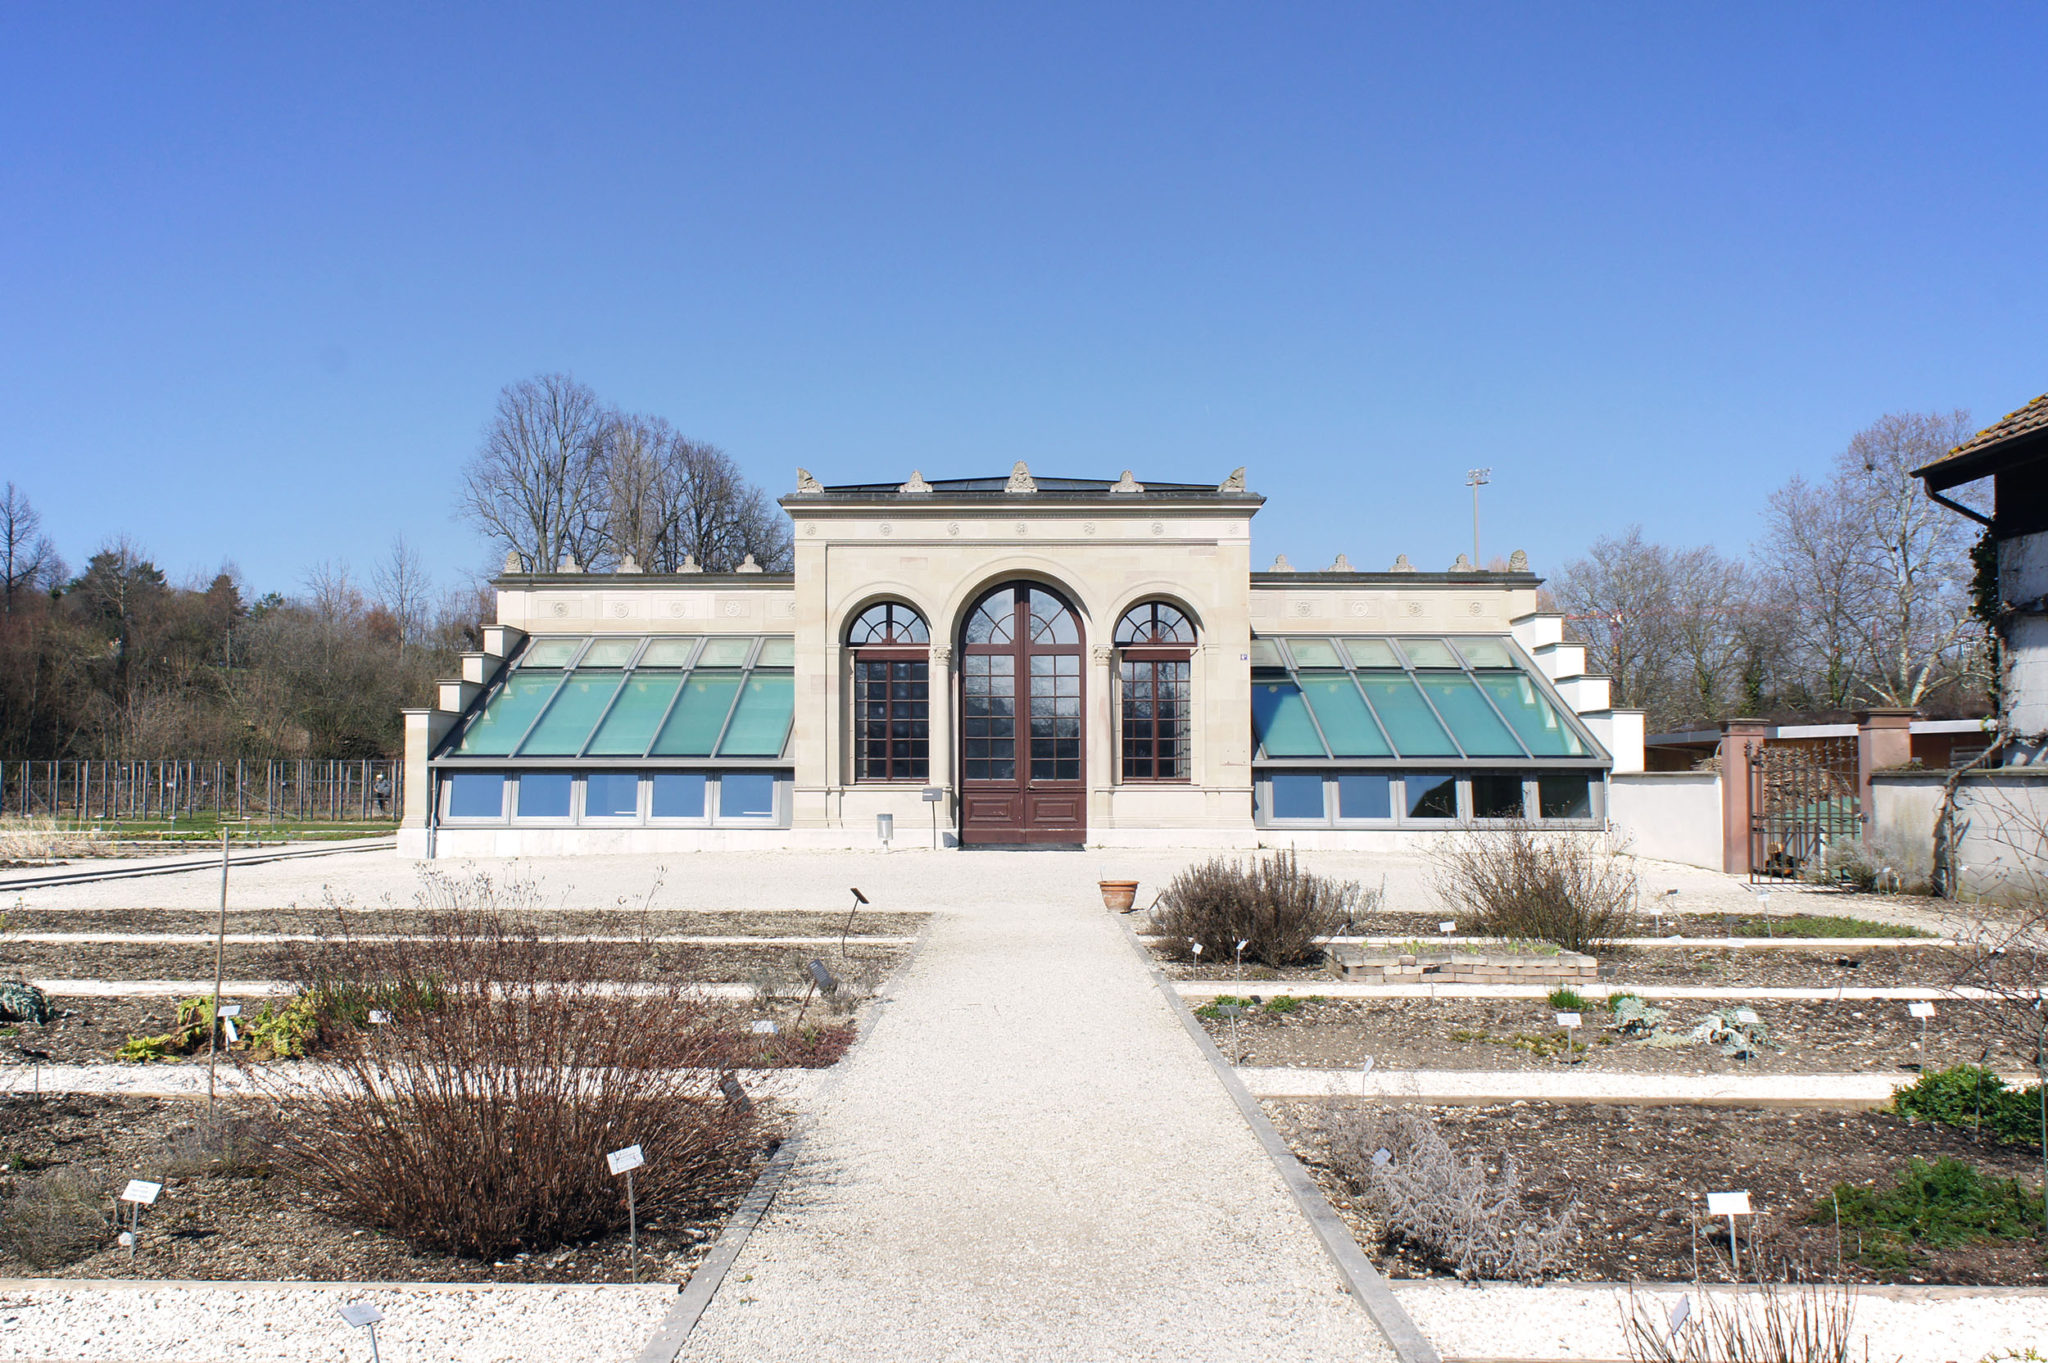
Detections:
1160,943,1958,989
0,906,929,938
1197,995,2024,1073
1269,1099,2048,1286
0,1094,777,1283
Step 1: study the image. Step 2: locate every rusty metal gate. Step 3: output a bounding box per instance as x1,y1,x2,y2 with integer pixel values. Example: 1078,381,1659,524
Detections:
1747,738,1860,880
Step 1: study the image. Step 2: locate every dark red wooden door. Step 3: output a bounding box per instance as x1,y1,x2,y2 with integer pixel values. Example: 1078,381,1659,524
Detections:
959,583,1086,844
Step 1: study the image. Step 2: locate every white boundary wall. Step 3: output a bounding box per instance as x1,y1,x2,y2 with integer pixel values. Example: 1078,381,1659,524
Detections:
1868,768,2048,903
1607,770,1720,870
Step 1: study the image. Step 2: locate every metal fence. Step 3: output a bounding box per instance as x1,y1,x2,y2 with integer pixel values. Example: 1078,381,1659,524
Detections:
1747,737,1860,880
0,759,403,824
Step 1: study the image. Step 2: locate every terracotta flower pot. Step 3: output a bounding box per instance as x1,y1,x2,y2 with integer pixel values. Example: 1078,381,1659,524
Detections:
1099,879,1139,912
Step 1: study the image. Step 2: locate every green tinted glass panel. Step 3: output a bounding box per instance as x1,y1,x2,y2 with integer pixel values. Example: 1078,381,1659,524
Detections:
1355,671,1458,756
454,673,563,755
1287,638,1344,668
519,675,623,755
587,676,684,755
1297,672,1390,756
757,637,796,667
579,638,640,668
718,672,795,756
1342,638,1400,667
1251,678,1325,756
698,638,752,666
639,638,698,667
652,672,743,756
521,638,583,668
1418,673,1524,755
1454,637,1515,669
1248,638,1283,668
1477,672,1586,756
1399,638,1460,668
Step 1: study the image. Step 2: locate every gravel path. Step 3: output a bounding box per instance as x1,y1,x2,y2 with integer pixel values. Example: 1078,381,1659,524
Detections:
0,1281,674,1361
1239,1066,1925,1105
1178,981,1962,1000
1394,1280,2048,1361
675,886,1396,1362
0,1063,825,1103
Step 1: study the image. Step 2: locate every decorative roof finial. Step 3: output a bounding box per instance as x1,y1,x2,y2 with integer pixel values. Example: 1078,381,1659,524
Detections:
557,551,582,573
1508,548,1529,572
1450,553,1477,572
736,554,763,573
899,469,932,495
1218,467,1247,493
1109,470,1144,494
503,549,525,574
1390,554,1416,573
1005,461,1036,494
795,468,823,494
1330,553,1353,572
618,552,642,574
1270,553,1294,572
679,553,703,574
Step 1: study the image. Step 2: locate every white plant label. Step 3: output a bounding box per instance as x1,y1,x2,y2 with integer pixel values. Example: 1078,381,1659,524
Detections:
1190,942,1203,955
217,1004,242,1018
1555,1012,1582,1029
1908,1001,1936,1019
1359,1055,1375,1075
1706,1191,1751,1216
368,1010,389,1025
1669,1294,1691,1334
121,1179,162,1205
1438,920,1456,934
338,1303,384,1328
750,1019,780,1035
222,1018,239,1045
1733,1008,1760,1026
607,1144,646,1176
1372,1148,1391,1168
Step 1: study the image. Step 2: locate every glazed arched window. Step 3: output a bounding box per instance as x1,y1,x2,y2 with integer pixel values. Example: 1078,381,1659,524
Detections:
848,602,930,781
1116,601,1194,781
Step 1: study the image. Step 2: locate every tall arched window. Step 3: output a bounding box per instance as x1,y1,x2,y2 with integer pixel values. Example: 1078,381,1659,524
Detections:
848,602,929,781
1116,601,1195,781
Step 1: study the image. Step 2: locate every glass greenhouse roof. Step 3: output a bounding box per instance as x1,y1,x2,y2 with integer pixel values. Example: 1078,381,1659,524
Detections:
441,636,795,762
1251,635,1601,764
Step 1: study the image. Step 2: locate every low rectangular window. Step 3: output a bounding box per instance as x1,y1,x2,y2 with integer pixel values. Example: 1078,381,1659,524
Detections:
1404,773,1458,819
445,773,505,819
514,772,572,818
650,772,707,819
1337,773,1393,819
719,772,776,820
1539,772,1593,820
1269,773,1326,820
1471,773,1527,820
584,772,640,818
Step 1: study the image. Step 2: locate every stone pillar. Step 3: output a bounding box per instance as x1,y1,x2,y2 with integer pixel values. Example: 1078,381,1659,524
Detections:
1855,709,1915,825
927,645,954,842
1718,718,1770,874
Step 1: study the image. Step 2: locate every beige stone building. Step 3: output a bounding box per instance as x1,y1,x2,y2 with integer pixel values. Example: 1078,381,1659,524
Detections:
399,467,1643,856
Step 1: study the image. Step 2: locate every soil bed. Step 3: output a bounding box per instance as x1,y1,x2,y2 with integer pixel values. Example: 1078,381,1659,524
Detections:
1199,995,2025,1074
0,995,858,1067
0,1094,775,1283
1269,1099,2048,1285
1,907,929,938
1,939,910,986
1159,943,1957,990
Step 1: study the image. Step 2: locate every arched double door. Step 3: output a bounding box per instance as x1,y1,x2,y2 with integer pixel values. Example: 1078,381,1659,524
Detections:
958,582,1086,844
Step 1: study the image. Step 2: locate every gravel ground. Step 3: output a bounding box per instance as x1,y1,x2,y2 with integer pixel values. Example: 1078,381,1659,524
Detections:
0,1282,677,1361
1394,1281,2048,1361
676,874,1396,1362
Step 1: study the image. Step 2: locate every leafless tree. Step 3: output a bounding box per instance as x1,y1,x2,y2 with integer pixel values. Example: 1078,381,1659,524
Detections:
0,482,61,612
1550,526,1682,718
371,535,432,657
462,374,611,572
600,416,792,572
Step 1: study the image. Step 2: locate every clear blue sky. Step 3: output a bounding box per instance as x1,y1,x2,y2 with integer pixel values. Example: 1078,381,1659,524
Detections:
4,4,2044,598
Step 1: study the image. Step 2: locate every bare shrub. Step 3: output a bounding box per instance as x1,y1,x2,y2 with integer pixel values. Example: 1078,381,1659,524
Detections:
159,1113,274,1179
0,819,104,862
1322,1106,1576,1281
255,876,759,1259
0,1167,111,1267
1152,850,1364,967
1621,1280,1878,1363
1430,823,1637,952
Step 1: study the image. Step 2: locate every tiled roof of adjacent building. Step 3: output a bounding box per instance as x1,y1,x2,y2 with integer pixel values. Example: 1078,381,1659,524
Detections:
1915,392,2048,485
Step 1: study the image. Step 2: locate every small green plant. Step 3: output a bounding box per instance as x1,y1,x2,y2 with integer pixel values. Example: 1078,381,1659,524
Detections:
1892,1065,2042,1146
1193,994,1253,1020
118,1032,177,1062
1547,986,1589,1011
243,994,319,1059
1262,995,1301,1015
1605,991,1641,1014
1816,1157,2043,1268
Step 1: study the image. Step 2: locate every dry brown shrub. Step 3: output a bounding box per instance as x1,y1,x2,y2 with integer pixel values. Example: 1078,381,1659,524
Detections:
1151,849,1363,967
1430,822,1637,953
1621,1279,1881,1363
